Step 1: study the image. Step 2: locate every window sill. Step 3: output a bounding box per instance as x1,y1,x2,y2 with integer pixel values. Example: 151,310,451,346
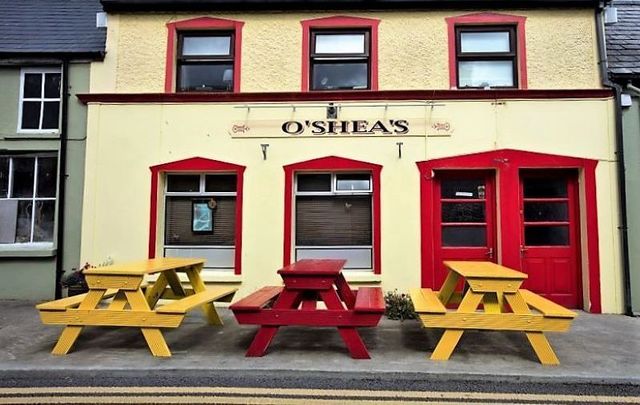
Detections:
343,272,381,284
147,270,241,284
3,133,61,140
0,245,56,258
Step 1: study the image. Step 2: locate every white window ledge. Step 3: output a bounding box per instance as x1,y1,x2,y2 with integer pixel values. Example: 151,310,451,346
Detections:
343,272,381,284
146,270,241,284
0,244,56,258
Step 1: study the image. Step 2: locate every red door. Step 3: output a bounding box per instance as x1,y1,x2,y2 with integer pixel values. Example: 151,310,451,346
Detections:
519,170,582,308
430,171,497,288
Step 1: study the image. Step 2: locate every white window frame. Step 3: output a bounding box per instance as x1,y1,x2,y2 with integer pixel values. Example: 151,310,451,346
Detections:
17,67,62,134
163,173,237,270
0,154,58,247
294,172,373,270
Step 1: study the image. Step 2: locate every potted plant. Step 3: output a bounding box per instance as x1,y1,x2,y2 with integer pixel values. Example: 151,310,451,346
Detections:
60,262,91,297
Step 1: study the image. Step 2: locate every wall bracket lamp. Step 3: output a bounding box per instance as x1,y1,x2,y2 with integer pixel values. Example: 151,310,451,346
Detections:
261,144,269,160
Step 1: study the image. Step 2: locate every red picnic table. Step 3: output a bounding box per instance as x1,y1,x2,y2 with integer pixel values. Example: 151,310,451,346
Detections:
230,259,384,359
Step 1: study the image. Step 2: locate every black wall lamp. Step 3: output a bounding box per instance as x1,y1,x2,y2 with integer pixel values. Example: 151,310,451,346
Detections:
396,142,403,159
326,103,338,119
261,144,269,160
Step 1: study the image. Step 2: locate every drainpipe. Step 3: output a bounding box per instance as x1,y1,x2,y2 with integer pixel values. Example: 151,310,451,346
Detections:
54,59,69,300
595,3,633,316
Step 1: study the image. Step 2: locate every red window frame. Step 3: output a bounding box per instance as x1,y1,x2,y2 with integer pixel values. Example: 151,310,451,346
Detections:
149,157,245,275
417,149,601,312
283,156,382,274
301,16,380,92
446,12,528,89
165,17,244,93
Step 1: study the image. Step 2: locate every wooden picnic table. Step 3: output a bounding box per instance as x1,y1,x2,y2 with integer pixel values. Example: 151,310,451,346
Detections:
37,258,237,357
410,261,576,365
230,259,384,359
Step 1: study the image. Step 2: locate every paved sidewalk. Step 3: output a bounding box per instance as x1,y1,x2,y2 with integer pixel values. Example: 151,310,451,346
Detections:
1,300,639,385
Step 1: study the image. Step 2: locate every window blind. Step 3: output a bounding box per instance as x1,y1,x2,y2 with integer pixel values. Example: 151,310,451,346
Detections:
165,196,235,246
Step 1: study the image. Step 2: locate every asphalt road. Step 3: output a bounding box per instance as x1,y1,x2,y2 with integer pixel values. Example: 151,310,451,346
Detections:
1,369,639,404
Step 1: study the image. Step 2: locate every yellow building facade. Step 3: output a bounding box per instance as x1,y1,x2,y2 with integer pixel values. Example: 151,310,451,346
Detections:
81,3,622,313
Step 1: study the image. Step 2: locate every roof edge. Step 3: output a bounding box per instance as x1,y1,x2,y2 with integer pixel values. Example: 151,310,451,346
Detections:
101,0,601,12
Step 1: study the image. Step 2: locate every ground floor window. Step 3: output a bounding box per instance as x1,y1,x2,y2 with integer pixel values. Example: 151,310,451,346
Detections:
163,173,237,270
0,154,57,245
294,172,373,270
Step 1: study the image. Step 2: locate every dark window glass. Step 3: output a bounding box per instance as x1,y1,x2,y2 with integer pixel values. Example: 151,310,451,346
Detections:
33,200,55,242
310,29,370,91
523,178,568,198
165,196,235,246
23,74,42,98
21,101,41,130
36,157,57,198
0,157,8,198
524,202,568,222
178,64,234,92
297,174,331,192
44,73,61,98
456,27,517,89
312,63,368,90
15,200,32,243
442,202,486,223
336,173,370,191
296,195,372,246
525,226,569,246
440,178,486,199
166,175,200,192
442,226,486,247
205,174,237,192
177,33,234,93
41,101,60,129
11,158,35,198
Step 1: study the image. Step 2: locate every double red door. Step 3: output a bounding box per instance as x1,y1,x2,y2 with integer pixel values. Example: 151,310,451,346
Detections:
428,170,582,308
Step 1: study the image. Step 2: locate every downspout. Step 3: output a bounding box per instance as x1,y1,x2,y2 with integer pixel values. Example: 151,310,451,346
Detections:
54,59,70,299
595,2,633,316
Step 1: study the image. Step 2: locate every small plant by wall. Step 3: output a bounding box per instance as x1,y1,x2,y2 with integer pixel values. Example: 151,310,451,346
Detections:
384,290,417,321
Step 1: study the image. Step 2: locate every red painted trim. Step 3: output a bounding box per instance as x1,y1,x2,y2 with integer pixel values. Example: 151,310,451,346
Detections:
300,16,380,92
283,156,383,274
77,89,613,104
416,149,601,313
148,157,246,275
446,12,528,89
165,17,244,93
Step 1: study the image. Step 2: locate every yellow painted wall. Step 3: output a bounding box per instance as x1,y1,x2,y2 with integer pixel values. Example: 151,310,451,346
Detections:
80,97,623,313
95,9,601,93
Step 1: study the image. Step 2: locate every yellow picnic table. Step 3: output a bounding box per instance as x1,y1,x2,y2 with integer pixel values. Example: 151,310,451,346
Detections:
36,258,237,357
410,261,576,365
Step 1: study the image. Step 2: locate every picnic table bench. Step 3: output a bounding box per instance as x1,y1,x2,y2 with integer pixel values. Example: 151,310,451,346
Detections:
231,259,384,359
410,261,576,365
37,258,237,357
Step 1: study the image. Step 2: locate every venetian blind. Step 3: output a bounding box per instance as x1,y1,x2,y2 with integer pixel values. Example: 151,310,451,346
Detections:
295,195,372,246
165,196,235,246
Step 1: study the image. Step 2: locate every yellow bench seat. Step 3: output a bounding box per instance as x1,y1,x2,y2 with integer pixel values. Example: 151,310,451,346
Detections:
156,287,236,314
410,288,446,314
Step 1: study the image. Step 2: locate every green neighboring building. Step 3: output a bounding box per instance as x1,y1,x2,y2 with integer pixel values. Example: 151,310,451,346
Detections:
605,0,640,315
0,0,105,299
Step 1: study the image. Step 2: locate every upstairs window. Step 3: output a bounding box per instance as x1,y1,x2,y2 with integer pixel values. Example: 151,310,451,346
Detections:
18,68,61,132
177,32,235,92
456,27,517,88
310,30,370,91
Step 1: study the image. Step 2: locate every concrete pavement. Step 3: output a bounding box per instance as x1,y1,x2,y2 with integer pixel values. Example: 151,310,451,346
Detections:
1,299,639,386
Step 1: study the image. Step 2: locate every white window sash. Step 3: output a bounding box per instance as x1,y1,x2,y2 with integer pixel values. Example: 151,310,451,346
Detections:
17,67,62,134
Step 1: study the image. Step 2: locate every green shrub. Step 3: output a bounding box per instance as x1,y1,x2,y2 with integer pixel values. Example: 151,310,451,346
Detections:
384,290,417,321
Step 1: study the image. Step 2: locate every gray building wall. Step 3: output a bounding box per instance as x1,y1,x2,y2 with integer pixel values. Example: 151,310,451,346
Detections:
0,62,89,300
622,94,640,314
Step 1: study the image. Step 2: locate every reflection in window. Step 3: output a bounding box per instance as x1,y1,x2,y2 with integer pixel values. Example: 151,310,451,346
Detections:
0,155,57,244
456,27,516,88
19,69,61,131
310,30,370,90
177,33,235,92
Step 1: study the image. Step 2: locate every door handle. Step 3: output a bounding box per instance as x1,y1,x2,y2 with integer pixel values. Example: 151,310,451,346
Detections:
486,248,494,259
520,245,528,257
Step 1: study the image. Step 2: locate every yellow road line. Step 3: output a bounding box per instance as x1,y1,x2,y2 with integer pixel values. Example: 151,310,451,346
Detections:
0,387,638,403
